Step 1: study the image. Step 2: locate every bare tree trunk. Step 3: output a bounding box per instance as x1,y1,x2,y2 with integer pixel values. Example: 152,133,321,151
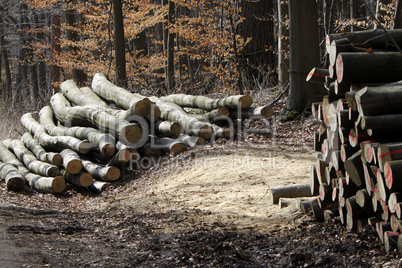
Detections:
166,0,175,92
111,0,126,87
50,10,61,91
282,0,326,117
277,0,290,90
65,1,87,84
395,0,402,29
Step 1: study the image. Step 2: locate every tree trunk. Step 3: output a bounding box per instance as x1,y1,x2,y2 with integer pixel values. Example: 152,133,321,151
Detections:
65,2,87,84
277,0,290,90
395,0,402,29
151,136,185,155
111,0,126,87
284,0,326,114
166,0,175,92
50,93,142,144
21,132,62,166
378,143,402,172
21,113,90,154
2,139,59,177
50,11,61,91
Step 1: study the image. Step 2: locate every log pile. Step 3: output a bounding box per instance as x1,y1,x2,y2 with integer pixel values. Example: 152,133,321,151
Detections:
0,72,273,194
304,29,402,254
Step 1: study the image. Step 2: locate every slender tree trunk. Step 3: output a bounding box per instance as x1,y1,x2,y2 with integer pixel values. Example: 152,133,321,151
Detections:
50,11,61,92
0,12,11,101
283,0,326,116
277,0,290,90
65,2,87,84
395,0,402,29
111,0,126,87
34,14,47,99
166,0,175,92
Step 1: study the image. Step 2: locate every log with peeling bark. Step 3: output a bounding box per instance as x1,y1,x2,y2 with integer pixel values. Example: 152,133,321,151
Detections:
39,106,115,157
0,141,64,193
82,160,120,181
160,94,253,111
60,149,82,175
0,162,25,191
21,113,91,154
60,169,93,188
50,93,142,144
91,72,160,121
2,139,59,177
21,132,62,166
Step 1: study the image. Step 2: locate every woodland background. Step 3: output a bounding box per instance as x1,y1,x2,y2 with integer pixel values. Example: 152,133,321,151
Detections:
0,0,397,134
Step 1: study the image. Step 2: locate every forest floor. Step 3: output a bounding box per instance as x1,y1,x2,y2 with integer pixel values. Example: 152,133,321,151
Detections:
0,94,401,267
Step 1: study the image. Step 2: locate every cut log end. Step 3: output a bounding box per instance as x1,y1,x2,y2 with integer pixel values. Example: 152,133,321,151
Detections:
106,166,121,181
66,159,83,175
100,143,116,158
78,140,91,154
49,153,62,166
238,96,253,109
117,149,131,163
198,126,214,140
170,123,182,137
79,173,94,187
170,143,186,155
217,107,230,117
47,166,60,178
7,176,26,192
52,176,67,193
121,124,142,143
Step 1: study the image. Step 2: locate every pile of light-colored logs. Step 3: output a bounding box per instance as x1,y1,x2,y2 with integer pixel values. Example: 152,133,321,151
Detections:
0,73,273,195
306,28,402,255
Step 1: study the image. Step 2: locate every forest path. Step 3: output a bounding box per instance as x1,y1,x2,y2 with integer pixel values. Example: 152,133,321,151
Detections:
96,144,316,232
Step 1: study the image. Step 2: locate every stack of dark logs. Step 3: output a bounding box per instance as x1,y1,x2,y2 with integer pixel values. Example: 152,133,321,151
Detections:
306,28,402,255
0,72,273,195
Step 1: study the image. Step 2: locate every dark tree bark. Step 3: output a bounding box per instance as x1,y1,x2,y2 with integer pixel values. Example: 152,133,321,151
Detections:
166,0,175,92
238,0,275,80
65,1,87,85
395,0,402,29
0,6,12,100
277,0,290,90
111,0,127,87
50,10,61,91
282,0,326,116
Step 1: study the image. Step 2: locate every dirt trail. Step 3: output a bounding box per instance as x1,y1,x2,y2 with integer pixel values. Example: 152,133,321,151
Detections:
100,144,316,231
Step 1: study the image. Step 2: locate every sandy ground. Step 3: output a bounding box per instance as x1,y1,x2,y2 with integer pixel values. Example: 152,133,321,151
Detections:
100,144,316,232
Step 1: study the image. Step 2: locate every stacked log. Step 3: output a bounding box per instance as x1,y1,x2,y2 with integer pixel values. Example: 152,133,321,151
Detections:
303,28,402,254
0,73,273,194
